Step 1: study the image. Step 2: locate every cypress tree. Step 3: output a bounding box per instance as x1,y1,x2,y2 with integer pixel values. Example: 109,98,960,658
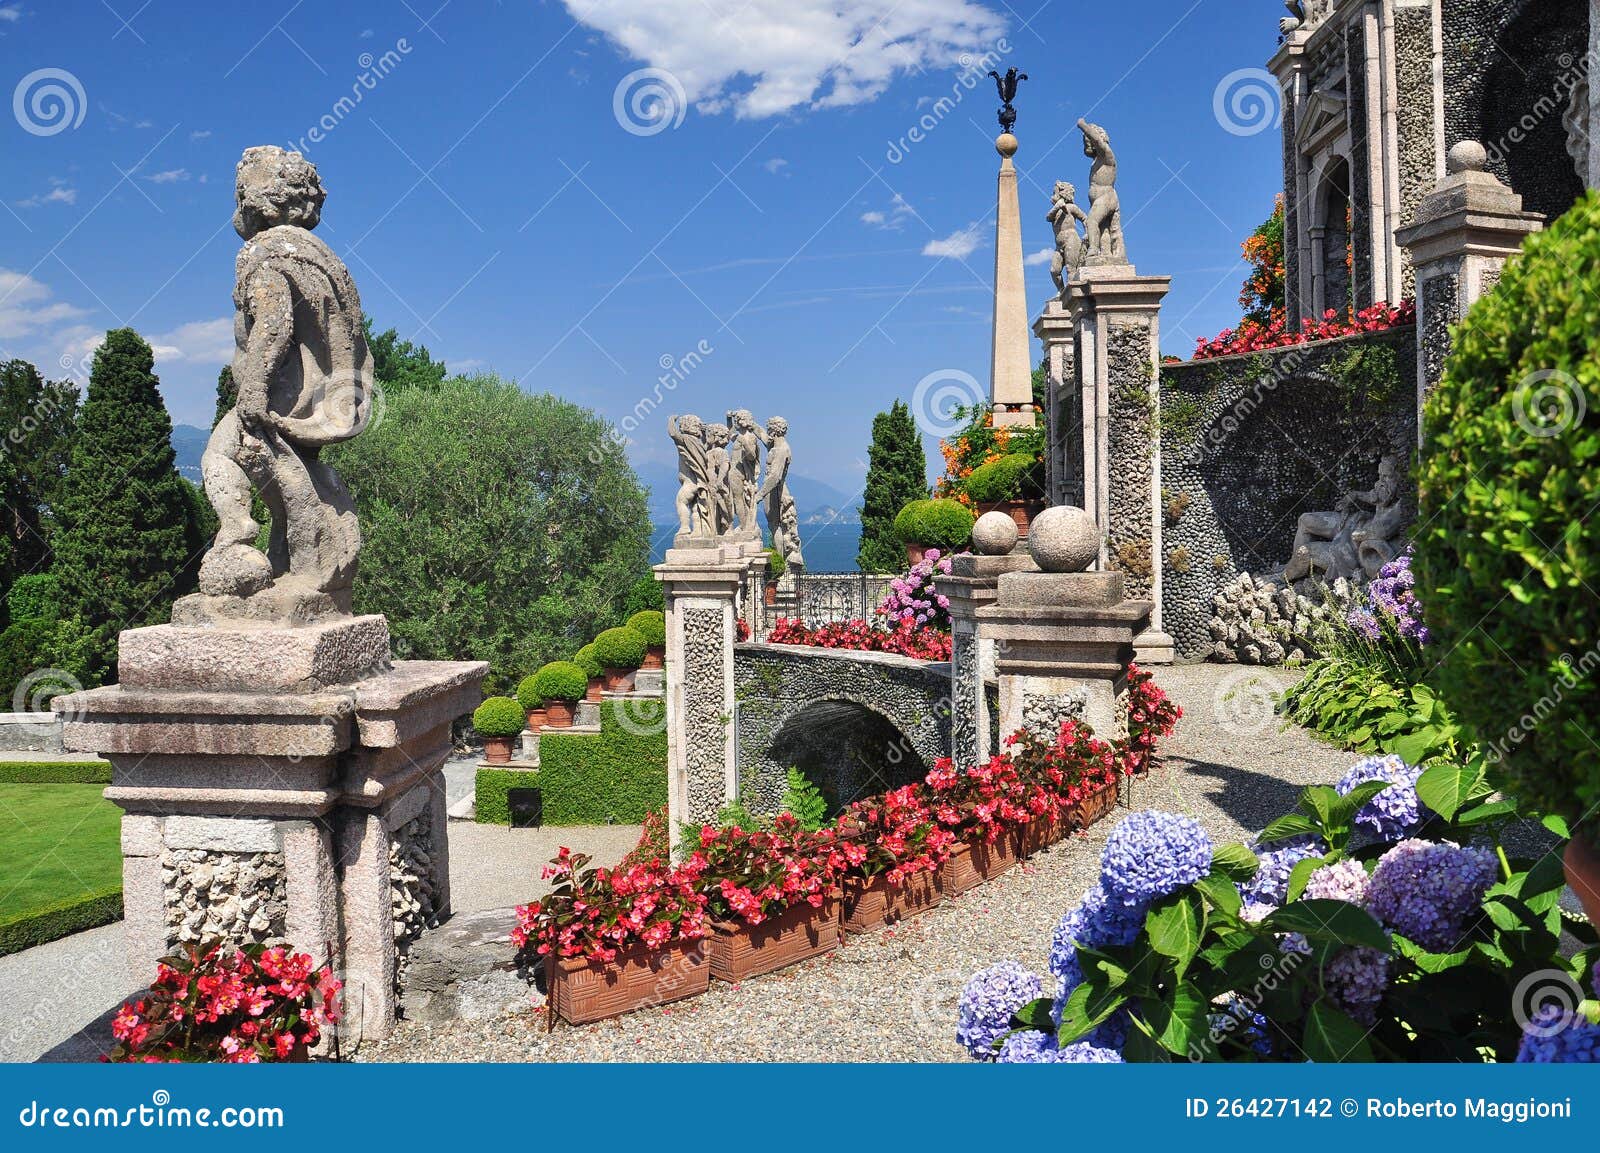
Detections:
212,365,237,428
51,329,196,680
856,399,928,573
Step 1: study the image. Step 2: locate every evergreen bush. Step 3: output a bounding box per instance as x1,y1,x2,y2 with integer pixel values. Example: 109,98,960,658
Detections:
531,661,588,703
962,452,1043,503
472,696,526,737
893,498,975,553
572,644,602,680
593,626,648,670
626,610,666,647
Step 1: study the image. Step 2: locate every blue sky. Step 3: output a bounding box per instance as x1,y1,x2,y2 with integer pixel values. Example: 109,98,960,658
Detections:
0,0,1282,489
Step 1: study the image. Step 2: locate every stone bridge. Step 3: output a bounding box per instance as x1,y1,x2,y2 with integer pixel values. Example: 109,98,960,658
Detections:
733,643,952,813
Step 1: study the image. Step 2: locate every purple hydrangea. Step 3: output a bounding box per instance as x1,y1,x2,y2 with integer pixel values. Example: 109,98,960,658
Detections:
1304,858,1371,905
1099,811,1214,907
1336,754,1429,841
1346,550,1430,645
1365,838,1497,951
1240,900,1277,924
1320,945,1392,1025
1516,1008,1600,1063
877,550,954,630
995,1030,1124,1063
1241,840,1321,905
1048,883,1146,991
1057,1041,1125,1063
956,960,1042,1061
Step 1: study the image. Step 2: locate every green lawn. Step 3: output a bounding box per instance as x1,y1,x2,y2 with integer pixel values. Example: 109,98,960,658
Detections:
0,783,123,953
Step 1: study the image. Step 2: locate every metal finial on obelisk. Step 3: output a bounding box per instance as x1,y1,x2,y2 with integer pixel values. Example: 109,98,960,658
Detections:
988,68,1034,429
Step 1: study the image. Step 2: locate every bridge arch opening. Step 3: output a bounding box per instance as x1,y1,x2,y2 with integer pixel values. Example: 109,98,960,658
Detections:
767,699,929,815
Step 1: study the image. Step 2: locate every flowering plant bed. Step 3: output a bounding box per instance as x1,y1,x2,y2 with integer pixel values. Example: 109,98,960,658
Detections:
1122,664,1182,776
108,941,341,1063
766,617,952,662
841,869,943,934
707,893,841,982
545,938,710,1026
1190,301,1414,361
512,847,708,964
688,814,848,927
877,549,954,632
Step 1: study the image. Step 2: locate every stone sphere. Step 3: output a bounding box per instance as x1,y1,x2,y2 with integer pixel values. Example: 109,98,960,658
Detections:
1447,140,1487,175
972,510,1019,555
1027,506,1101,573
995,132,1019,158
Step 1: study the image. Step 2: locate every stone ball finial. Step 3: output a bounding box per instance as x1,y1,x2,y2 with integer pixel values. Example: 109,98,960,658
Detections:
1447,140,1488,176
972,510,1019,555
1027,506,1101,573
996,132,1019,158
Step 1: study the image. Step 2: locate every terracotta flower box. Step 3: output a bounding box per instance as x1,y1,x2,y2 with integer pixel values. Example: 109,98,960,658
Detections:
545,939,710,1026
905,542,929,566
482,735,515,764
525,706,548,731
544,700,576,729
708,894,840,983
842,870,943,934
1063,777,1120,831
938,835,1020,896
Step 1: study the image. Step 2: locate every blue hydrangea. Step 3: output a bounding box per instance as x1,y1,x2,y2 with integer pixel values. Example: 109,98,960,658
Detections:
1099,811,1213,906
1336,754,1429,840
1240,840,1321,905
1048,883,1146,991
994,1030,1124,1063
1057,1041,1125,1063
1516,1008,1600,1063
1365,838,1497,951
956,960,1042,1061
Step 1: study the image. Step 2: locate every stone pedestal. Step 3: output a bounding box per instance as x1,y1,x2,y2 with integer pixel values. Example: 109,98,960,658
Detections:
58,615,485,1046
976,569,1152,744
1064,264,1174,663
655,540,746,847
941,552,1037,768
1395,142,1544,433
1033,299,1079,508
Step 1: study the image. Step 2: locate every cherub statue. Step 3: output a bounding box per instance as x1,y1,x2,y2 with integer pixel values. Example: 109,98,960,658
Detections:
727,408,763,539
1078,119,1126,263
185,146,372,623
668,414,711,537
1351,455,1406,578
757,416,804,570
1047,181,1088,295
704,422,734,536
988,67,1028,134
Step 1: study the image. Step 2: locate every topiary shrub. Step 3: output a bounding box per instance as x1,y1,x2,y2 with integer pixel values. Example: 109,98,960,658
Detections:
572,644,602,680
531,660,588,703
515,674,544,713
593,626,648,670
893,498,975,553
1414,190,1600,840
766,547,785,579
962,452,1043,503
626,610,666,647
472,696,526,737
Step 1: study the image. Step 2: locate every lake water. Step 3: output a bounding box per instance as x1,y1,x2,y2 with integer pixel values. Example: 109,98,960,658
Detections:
650,522,863,572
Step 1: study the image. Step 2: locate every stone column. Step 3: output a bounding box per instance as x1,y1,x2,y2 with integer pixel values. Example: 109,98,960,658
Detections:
1033,299,1079,508
1066,265,1175,664
1269,24,1311,331
58,617,485,1046
656,540,747,847
1395,141,1544,435
941,550,1037,768
991,131,1036,429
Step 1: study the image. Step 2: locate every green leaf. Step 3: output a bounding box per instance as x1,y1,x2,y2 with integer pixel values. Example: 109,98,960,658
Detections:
1303,1002,1374,1063
1194,872,1243,917
1300,786,1340,829
1416,761,1482,821
1146,892,1205,973
1055,981,1126,1048
1332,781,1390,827
1011,996,1056,1033
1259,813,1321,844
1456,799,1517,826
1285,854,1329,903
1392,933,1473,973
1147,983,1210,1057
1210,842,1260,882
1388,727,1444,766
1542,813,1572,839
1263,900,1390,950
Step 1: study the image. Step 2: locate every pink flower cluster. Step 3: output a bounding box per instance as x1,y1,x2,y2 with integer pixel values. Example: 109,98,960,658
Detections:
766,617,953,661
689,814,851,926
512,846,710,963
1191,301,1415,360
108,942,342,1063
1121,664,1183,776
877,549,954,631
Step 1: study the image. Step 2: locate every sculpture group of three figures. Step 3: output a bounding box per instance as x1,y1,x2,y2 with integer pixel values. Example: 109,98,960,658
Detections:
668,412,805,572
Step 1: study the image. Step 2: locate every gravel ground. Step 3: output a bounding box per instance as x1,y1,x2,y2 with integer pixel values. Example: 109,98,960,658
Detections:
362,663,1347,1063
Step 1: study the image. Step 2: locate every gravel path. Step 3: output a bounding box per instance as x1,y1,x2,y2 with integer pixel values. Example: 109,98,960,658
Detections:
363,663,1350,1063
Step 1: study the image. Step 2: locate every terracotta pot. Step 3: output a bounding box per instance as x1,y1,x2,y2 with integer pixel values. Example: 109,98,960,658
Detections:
546,939,710,1026
763,580,779,607
1565,837,1600,930
842,870,943,935
905,542,928,566
602,667,635,692
525,707,547,731
976,499,1046,538
1063,778,1120,832
642,645,665,670
585,677,604,703
482,735,515,764
708,894,840,983
544,699,576,728
939,834,1022,896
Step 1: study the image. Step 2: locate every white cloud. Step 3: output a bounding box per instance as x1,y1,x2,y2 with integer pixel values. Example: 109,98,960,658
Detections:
147,318,234,367
0,4,21,23
189,129,212,140
0,268,89,340
860,211,886,225
562,0,1007,119
17,185,77,208
763,157,789,174
923,223,983,259
861,192,916,230
144,168,190,184
1023,247,1053,267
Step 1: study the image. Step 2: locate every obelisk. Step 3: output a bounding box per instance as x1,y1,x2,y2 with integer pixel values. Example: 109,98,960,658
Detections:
989,72,1035,429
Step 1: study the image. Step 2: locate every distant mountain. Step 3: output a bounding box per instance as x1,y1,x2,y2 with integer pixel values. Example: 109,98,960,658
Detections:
171,424,209,483
635,461,860,526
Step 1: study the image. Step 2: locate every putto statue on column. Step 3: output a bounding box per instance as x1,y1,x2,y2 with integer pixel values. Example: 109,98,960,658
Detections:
666,411,804,571
1078,119,1127,265
181,146,374,626
1047,180,1087,296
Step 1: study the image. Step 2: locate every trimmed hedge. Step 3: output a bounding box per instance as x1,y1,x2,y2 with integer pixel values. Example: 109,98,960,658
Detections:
475,700,666,826
0,887,122,957
0,760,112,784
593,626,648,670
626,609,666,647
515,674,544,712
893,498,974,552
